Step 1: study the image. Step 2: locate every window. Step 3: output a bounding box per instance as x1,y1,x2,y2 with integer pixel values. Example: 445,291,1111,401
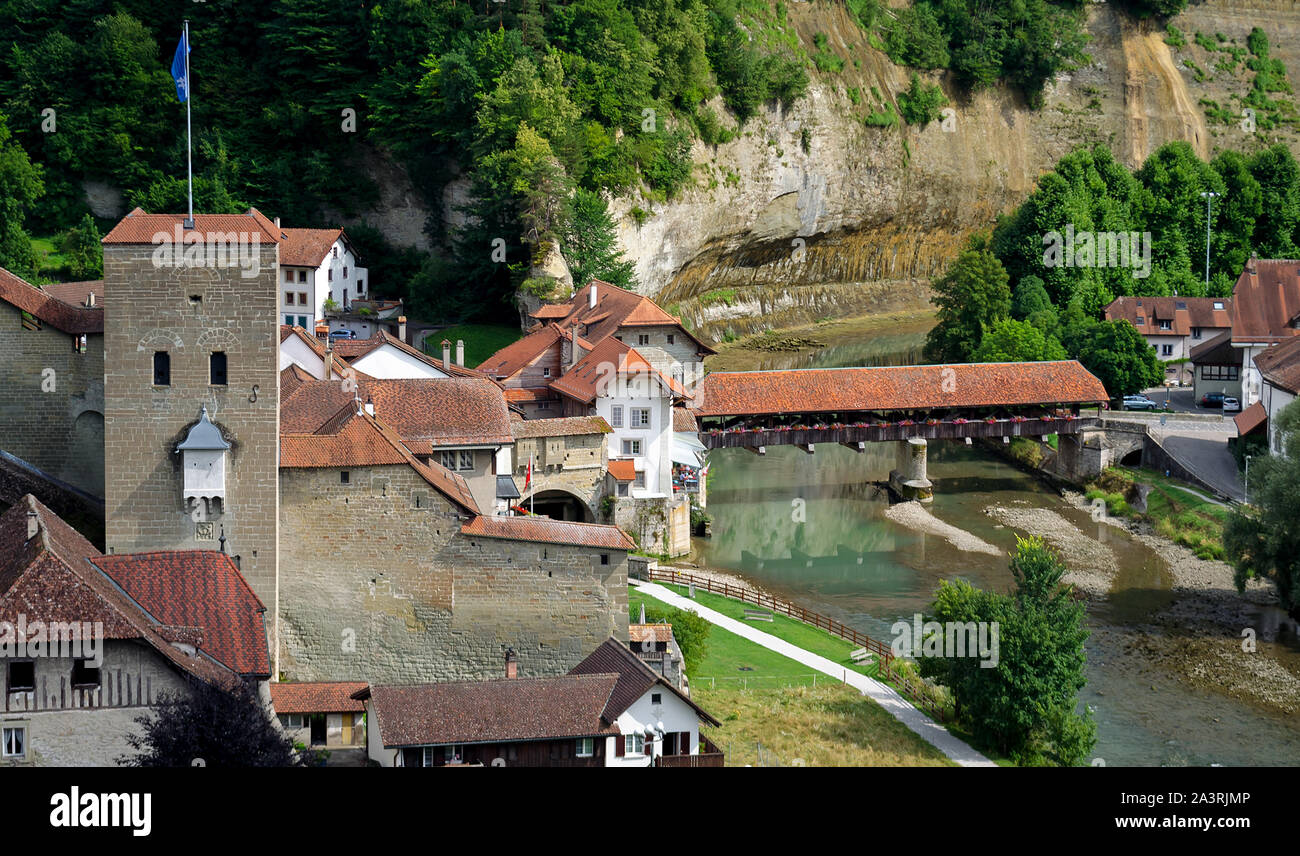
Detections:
280,714,303,729
358,280,365,293
443,744,464,763
333,247,338,258
8,661,34,692
1160,344,1173,357
2,727,25,759
340,471,350,484
1158,320,1172,331
651,692,662,705
71,661,100,688
610,405,624,428
542,367,551,378
421,747,435,767
1201,365,1240,381
617,483,629,497
153,352,170,386
328,269,333,282
458,450,474,471
622,439,641,456
633,471,646,488
73,334,87,354
576,737,594,757
298,316,308,328
1135,317,1145,325
284,270,294,283
631,408,651,428
667,334,675,345
299,292,308,305
285,315,295,325
440,451,456,470
286,292,295,305
600,553,609,566
343,266,348,279
20,311,41,331
298,270,307,283
210,352,228,385
638,334,650,346
537,401,551,411
1192,327,1202,340
625,734,644,756
1213,301,1225,310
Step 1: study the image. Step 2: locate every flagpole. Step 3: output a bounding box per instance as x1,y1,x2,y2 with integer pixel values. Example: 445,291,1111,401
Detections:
184,19,193,228
529,454,534,515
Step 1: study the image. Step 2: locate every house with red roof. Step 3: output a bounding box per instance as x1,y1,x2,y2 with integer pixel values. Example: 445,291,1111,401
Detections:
356,639,720,767
1103,295,1232,385
1250,335,1300,455
0,495,272,766
274,223,369,330
1227,259,1300,406
269,681,368,751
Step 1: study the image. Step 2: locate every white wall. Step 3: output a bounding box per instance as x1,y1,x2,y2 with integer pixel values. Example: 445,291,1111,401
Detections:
596,373,672,496
1264,383,1296,456
350,346,448,380
604,686,702,768
279,334,326,377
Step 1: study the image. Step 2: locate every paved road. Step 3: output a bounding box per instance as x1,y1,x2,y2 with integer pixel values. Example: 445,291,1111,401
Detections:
1156,429,1245,501
1139,386,1241,420
632,581,997,767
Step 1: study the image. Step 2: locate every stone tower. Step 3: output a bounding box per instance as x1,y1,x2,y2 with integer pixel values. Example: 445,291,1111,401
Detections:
101,208,281,664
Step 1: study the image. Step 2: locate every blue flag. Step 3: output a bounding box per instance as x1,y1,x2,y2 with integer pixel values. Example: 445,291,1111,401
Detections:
171,31,190,102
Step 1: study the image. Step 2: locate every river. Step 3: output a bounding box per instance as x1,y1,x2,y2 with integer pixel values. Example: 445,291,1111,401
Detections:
693,316,1300,766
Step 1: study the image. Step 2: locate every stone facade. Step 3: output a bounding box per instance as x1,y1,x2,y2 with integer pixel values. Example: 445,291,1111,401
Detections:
278,463,628,684
514,430,607,519
102,242,280,650
0,301,104,497
0,641,191,767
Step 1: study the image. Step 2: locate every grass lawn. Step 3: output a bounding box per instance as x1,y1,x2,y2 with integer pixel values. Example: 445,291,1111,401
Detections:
1087,466,1230,560
423,323,520,368
631,585,954,766
695,683,954,767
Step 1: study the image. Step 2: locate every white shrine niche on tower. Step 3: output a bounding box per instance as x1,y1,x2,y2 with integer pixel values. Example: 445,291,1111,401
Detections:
177,404,230,524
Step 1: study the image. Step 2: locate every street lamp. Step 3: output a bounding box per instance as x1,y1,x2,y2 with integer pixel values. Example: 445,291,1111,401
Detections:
1200,191,1221,290
1245,454,1253,505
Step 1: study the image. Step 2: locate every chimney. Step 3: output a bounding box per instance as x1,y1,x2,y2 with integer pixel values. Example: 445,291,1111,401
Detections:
364,395,375,417
442,338,451,368
505,648,518,679
274,217,280,228
86,291,95,308
398,315,407,342
323,337,334,380
588,285,597,309
26,510,38,541
455,339,464,367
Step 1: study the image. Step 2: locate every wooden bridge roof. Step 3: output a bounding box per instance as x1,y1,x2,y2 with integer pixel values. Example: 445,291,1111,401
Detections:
691,361,1109,418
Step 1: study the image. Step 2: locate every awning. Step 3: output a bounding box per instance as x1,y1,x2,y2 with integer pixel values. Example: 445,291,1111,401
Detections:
495,475,521,499
1235,401,1267,436
672,433,706,467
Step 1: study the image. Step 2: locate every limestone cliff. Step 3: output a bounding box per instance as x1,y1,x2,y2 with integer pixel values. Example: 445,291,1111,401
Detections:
605,0,1300,341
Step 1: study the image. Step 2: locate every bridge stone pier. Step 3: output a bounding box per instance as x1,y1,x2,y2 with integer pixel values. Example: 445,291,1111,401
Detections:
889,438,933,502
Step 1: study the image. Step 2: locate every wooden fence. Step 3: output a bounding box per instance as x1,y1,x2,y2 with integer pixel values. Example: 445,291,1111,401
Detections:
638,567,946,721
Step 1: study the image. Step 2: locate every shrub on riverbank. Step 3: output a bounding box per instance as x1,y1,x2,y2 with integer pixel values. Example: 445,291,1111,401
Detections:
1085,466,1227,560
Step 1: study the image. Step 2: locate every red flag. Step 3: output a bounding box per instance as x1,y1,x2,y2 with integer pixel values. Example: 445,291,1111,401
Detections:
524,455,532,491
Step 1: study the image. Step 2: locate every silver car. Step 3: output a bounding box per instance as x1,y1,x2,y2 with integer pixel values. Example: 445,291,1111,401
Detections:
1222,396,1241,413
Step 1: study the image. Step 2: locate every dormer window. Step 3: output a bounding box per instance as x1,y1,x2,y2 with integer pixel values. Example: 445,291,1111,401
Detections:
177,405,230,522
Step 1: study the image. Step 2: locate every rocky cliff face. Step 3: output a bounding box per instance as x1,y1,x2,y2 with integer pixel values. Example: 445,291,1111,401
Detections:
607,0,1300,341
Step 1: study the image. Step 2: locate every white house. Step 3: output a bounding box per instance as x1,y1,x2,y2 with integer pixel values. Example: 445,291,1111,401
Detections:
1227,260,1300,405
1252,335,1300,456
276,227,369,329
357,639,720,767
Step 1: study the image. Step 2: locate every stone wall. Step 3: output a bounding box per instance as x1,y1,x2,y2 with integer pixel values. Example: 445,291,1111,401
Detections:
0,301,104,497
278,463,628,684
102,243,281,646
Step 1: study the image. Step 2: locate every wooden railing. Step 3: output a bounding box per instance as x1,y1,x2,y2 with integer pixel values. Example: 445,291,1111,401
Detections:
639,567,946,722
655,735,725,767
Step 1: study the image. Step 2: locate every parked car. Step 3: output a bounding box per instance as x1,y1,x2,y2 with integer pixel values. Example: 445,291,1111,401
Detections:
1200,392,1226,409
1122,394,1158,411
1222,396,1241,413
329,329,357,340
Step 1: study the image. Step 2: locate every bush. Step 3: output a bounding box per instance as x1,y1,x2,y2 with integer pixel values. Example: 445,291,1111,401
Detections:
897,73,947,126
635,603,711,675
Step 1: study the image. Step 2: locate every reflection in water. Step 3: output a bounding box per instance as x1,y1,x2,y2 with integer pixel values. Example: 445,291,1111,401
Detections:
696,320,1300,765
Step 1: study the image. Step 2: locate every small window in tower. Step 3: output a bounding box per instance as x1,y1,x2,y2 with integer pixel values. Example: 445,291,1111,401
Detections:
153,351,171,386
340,471,350,484
210,352,228,386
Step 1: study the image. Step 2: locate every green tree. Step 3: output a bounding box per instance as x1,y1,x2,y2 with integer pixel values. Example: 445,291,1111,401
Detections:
563,188,637,289
636,602,711,675
0,113,43,277
1011,275,1053,320
1071,318,1163,397
896,72,947,126
1225,400,1300,618
922,247,1012,363
973,317,1067,362
918,537,1095,765
58,213,103,279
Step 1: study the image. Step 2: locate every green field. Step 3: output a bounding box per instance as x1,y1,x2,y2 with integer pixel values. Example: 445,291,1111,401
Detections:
423,323,521,368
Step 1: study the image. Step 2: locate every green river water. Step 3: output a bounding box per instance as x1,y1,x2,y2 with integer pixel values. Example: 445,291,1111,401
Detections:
693,320,1300,766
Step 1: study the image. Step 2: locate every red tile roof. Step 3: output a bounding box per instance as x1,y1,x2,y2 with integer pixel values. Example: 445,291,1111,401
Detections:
628,624,673,644
1254,335,1300,394
673,407,698,432
279,228,344,267
1104,296,1233,336
1235,400,1268,436
364,377,513,448
90,551,270,677
692,361,1110,417
0,268,104,334
569,638,719,726
1231,260,1300,343
270,681,368,714
543,281,716,354
0,496,242,687
359,675,621,747
1189,329,1240,364
40,280,105,308
549,337,689,405
510,416,612,438
504,387,560,403
460,515,635,550
101,207,283,244
477,324,561,380
607,460,636,482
